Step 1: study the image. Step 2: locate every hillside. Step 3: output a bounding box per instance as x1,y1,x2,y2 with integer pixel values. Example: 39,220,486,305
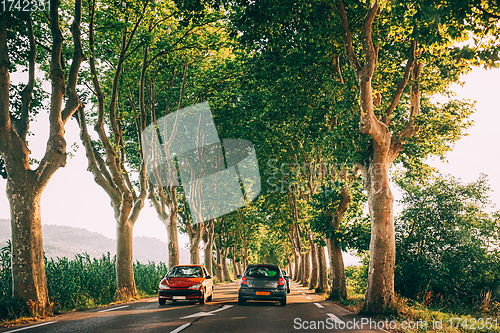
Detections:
0,219,189,264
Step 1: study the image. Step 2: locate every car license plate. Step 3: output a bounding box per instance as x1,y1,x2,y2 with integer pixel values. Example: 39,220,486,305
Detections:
256,291,270,296
173,296,186,300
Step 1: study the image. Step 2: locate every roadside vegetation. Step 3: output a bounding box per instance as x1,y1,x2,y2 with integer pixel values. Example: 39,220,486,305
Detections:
332,174,500,332
0,242,167,324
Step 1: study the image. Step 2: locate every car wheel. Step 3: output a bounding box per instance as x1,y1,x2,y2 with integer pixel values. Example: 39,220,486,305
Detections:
159,298,166,305
207,289,213,302
280,297,286,306
287,288,290,294
199,289,206,304
238,296,246,305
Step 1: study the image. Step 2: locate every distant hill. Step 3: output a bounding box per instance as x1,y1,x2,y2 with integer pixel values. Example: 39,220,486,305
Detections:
0,219,189,264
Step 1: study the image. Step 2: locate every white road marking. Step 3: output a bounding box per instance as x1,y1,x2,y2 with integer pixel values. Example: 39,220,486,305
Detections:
208,305,233,314
148,299,158,302
4,322,58,332
306,297,312,300
170,322,191,333
327,313,344,324
179,304,233,319
179,312,215,319
314,303,324,308
98,305,129,312
301,293,306,295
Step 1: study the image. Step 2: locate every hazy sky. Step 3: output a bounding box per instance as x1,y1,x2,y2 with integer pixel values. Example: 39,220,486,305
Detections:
0,67,499,266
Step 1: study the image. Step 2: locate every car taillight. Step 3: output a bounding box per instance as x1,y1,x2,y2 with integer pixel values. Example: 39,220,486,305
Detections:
240,276,247,285
278,277,286,286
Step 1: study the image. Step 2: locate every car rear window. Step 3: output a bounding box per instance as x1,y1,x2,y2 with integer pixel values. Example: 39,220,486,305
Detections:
245,266,280,278
167,266,203,278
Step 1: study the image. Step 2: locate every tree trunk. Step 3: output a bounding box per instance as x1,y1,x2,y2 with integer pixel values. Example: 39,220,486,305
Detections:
215,245,223,282
286,254,293,277
203,219,215,276
299,252,306,285
302,251,310,286
293,250,300,281
317,245,328,293
326,181,350,301
362,160,395,312
231,248,240,278
308,232,318,290
186,222,203,264
327,238,347,300
237,262,243,276
189,232,202,264
8,180,49,313
222,249,231,282
166,203,179,268
241,241,248,271
116,217,137,299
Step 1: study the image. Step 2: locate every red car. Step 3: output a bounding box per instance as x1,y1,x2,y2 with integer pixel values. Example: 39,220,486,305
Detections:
158,265,213,305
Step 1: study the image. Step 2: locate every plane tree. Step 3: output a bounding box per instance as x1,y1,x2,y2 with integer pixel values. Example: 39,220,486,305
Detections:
0,0,84,312
75,0,161,299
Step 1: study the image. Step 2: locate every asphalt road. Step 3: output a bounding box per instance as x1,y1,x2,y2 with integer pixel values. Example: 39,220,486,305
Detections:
0,281,387,333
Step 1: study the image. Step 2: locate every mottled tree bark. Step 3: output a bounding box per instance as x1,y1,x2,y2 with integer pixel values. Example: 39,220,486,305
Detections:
203,219,215,275
150,185,179,268
187,223,203,264
231,246,240,278
317,245,328,293
8,181,48,311
301,251,310,286
215,245,223,282
221,249,231,281
307,230,318,289
327,182,350,300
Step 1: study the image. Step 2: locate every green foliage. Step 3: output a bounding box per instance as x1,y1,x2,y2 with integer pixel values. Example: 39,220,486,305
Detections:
309,178,370,252
345,262,369,295
395,174,500,305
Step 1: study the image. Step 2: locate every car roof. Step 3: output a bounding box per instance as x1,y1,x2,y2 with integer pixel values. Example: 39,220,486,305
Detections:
247,264,280,268
172,264,204,268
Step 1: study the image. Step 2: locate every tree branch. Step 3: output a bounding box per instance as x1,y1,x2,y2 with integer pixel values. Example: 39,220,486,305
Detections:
75,106,120,201
61,0,85,124
17,15,36,141
38,0,84,186
87,0,128,196
0,12,11,136
383,40,416,125
332,0,361,74
390,62,422,161
359,1,379,81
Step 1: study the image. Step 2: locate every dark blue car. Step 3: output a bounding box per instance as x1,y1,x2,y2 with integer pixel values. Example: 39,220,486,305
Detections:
237,264,287,306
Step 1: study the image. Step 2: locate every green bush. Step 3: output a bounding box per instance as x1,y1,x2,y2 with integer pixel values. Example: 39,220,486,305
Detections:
395,175,500,305
344,260,368,295
134,261,167,296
